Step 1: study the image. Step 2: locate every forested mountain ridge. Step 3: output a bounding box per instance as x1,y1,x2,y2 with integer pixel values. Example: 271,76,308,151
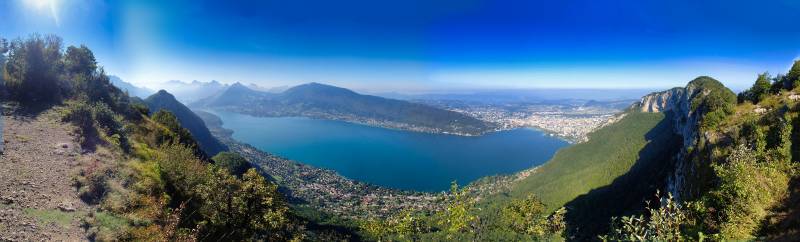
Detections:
192,82,495,135
144,90,228,156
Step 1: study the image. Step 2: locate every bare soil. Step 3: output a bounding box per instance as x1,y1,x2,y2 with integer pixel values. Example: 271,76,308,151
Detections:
0,112,94,241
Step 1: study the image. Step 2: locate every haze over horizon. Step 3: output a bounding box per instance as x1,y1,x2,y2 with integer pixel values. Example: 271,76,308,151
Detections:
2,0,799,92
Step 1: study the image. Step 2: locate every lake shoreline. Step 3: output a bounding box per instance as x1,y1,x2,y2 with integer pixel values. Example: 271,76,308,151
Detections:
200,109,568,192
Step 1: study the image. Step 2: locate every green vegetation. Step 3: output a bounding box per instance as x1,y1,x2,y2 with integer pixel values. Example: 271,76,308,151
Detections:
24,208,81,227
472,112,679,239
687,76,737,129
211,151,252,177
3,34,66,104
739,72,773,103
357,182,566,241
145,90,227,156
502,112,672,209
602,192,692,241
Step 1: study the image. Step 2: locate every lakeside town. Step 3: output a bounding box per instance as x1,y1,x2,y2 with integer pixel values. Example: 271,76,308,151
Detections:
419,100,633,142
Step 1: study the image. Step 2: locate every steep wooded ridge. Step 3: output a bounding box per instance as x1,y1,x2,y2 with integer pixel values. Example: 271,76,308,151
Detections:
144,90,228,156
192,82,494,135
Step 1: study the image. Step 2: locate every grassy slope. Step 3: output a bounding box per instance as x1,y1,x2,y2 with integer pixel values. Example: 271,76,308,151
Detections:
507,112,671,208
480,111,682,237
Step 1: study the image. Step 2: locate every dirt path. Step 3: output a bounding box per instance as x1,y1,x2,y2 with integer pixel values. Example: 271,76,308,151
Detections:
0,113,92,241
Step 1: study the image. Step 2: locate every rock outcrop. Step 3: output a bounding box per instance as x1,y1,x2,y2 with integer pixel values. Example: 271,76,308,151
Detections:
636,78,736,201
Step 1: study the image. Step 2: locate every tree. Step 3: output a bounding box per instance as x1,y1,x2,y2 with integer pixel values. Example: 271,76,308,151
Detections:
792,114,800,162
212,152,252,177
64,45,97,82
787,60,800,89
3,34,65,104
0,37,7,70
439,182,475,237
748,72,772,103
502,194,548,236
196,168,292,241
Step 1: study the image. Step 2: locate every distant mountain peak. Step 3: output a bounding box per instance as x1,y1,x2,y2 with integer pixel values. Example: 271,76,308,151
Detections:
285,82,357,96
107,75,154,98
153,89,175,98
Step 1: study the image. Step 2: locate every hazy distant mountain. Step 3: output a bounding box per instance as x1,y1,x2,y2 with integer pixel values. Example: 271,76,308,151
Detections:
158,80,228,103
377,89,655,104
264,85,290,93
145,90,228,156
108,75,153,98
157,80,285,103
194,82,273,107
193,82,493,135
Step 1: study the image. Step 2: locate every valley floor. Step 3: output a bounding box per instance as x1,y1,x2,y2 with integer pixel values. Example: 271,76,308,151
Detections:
0,112,92,241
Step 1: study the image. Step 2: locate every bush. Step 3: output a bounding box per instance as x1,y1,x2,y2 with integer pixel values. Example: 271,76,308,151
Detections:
76,164,112,204
61,101,96,145
61,100,128,150
501,195,549,236
602,192,692,241
704,144,791,240
92,102,120,134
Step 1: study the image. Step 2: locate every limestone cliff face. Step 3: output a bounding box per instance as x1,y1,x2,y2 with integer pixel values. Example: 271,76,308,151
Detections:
636,82,714,201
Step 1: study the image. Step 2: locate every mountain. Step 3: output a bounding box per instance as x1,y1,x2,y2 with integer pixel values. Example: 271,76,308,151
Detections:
158,80,229,103
108,75,153,98
193,82,494,135
479,75,800,240
145,90,228,156
194,82,273,107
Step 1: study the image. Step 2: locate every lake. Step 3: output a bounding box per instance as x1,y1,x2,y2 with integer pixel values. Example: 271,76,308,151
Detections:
211,111,569,192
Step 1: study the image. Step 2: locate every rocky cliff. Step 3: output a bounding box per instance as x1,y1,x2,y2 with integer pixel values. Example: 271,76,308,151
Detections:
636,78,736,201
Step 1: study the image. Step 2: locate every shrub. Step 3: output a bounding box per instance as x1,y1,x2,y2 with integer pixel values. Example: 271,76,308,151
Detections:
501,195,548,236
704,144,791,240
602,192,691,241
61,100,96,145
76,164,112,204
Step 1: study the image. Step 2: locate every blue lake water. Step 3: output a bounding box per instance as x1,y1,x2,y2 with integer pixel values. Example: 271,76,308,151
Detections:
211,111,569,192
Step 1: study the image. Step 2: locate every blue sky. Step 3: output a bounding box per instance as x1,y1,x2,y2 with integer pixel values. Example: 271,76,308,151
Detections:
1,0,799,92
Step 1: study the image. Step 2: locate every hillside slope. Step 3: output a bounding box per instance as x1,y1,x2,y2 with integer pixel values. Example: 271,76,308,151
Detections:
476,112,680,237
145,90,227,156
193,82,494,135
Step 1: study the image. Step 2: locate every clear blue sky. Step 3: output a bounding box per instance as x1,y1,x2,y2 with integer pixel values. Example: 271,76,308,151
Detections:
1,0,799,92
